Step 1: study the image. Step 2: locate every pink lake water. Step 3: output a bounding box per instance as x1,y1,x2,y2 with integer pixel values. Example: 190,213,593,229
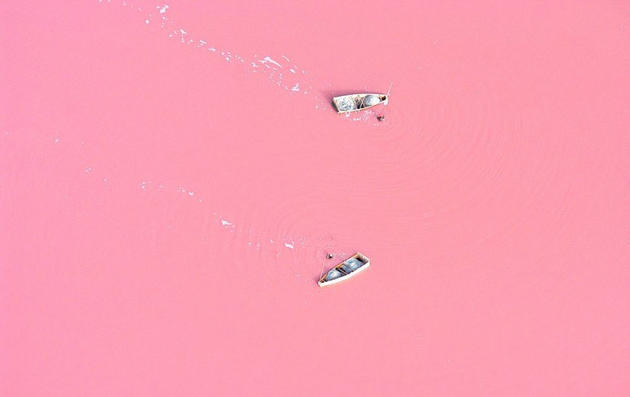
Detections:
1,1,630,395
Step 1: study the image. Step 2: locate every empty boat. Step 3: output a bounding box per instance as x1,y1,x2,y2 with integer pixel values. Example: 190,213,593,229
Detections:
318,252,370,287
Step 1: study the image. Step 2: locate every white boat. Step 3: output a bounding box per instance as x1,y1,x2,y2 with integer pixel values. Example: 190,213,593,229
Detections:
332,85,391,113
333,93,388,113
318,252,370,287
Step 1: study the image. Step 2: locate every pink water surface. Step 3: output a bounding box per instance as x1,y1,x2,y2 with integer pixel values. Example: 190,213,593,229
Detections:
2,1,629,395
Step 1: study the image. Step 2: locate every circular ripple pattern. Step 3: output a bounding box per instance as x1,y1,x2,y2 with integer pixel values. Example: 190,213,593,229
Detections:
90,0,613,273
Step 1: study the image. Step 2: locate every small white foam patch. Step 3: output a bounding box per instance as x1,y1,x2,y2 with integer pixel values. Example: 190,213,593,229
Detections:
263,56,282,67
124,178,341,262
103,2,316,98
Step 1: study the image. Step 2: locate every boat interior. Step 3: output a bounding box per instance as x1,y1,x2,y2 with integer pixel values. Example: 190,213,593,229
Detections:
333,94,387,112
322,254,369,282
358,95,388,108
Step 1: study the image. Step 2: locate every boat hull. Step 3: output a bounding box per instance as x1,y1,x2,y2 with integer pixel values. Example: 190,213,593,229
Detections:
318,252,370,287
